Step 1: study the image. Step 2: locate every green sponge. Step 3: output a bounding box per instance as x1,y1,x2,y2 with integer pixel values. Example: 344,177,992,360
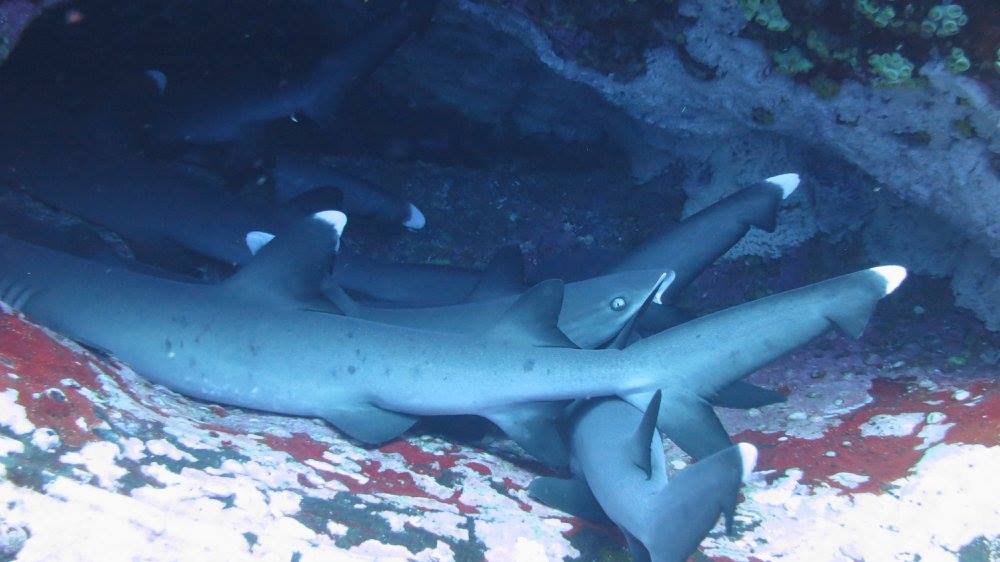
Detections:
869,52,914,86
947,47,970,73
921,4,968,38
740,0,791,32
773,46,814,74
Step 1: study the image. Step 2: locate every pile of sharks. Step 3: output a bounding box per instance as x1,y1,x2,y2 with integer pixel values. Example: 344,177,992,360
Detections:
0,2,909,560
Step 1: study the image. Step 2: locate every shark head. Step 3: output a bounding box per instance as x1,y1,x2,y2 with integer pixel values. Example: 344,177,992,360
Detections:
559,269,674,349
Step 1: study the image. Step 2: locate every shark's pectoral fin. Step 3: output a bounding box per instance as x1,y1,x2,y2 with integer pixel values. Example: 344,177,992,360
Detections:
627,392,731,461
709,381,786,409
527,476,608,522
488,279,577,348
630,390,662,479
324,405,418,445
622,530,652,562
486,402,571,470
468,245,525,301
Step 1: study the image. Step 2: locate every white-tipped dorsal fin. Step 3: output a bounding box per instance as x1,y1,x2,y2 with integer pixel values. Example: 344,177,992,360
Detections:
245,231,276,255
312,210,347,251
403,203,426,230
736,442,758,482
870,265,907,295
651,270,676,305
765,173,800,199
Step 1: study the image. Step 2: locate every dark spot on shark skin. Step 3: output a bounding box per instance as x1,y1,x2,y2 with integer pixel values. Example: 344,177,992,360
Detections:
346,332,354,339
523,359,535,372
347,365,356,374
248,343,259,356
164,338,172,352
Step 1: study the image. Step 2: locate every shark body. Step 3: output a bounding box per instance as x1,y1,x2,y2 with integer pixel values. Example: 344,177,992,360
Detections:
147,0,440,145
532,394,756,562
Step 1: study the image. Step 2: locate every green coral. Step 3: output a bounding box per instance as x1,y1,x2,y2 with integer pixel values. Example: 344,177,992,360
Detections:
995,47,1000,74
773,46,814,74
921,4,968,38
740,0,790,32
855,0,896,28
869,52,914,86
947,47,970,73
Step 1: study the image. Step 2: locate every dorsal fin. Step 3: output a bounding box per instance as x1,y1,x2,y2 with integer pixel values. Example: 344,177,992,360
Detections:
630,390,662,479
487,279,576,348
468,245,525,301
224,211,345,304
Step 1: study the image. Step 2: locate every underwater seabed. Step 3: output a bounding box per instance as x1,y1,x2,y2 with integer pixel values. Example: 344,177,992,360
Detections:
0,245,996,561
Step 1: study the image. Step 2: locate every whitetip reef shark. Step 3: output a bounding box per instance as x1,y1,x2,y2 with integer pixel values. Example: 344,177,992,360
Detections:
0,210,905,468
324,174,799,312
146,0,441,146
531,392,757,562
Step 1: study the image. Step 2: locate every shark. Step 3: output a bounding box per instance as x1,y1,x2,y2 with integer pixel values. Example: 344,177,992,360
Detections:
5,147,420,270
322,174,798,309
0,211,905,467
146,0,440,146
273,152,425,230
530,392,757,562
321,268,673,349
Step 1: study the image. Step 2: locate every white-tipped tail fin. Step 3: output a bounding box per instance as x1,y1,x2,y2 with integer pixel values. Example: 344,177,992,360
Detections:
870,265,907,295
403,203,426,230
245,231,276,255
765,173,800,199
652,271,677,305
736,442,758,482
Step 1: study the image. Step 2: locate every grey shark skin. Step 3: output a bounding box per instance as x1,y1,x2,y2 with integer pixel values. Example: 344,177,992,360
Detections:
622,264,907,460
0,221,664,455
323,174,796,308
324,270,672,349
531,395,757,562
7,148,415,268
273,153,425,230
331,245,523,307
149,0,439,145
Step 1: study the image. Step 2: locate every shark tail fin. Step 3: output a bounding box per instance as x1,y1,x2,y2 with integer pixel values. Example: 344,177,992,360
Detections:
642,442,756,561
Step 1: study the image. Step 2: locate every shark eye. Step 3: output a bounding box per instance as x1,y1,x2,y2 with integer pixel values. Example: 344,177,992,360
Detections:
610,296,627,312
